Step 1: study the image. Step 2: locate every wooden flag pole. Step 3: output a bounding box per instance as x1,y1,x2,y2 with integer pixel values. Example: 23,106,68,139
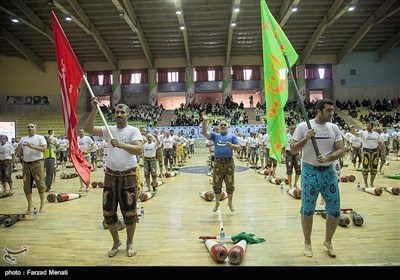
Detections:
82,75,114,139
283,55,320,157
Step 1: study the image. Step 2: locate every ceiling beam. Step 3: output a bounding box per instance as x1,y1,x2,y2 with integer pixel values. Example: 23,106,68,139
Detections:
376,30,400,61
67,0,118,69
337,0,396,63
11,0,54,42
66,0,90,27
54,0,118,69
53,1,90,34
278,0,291,23
300,0,348,64
326,0,358,26
376,5,400,24
225,0,241,66
1,28,46,73
174,0,191,67
279,0,300,27
0,5,53,42
121,0,154,69
112,0,137,32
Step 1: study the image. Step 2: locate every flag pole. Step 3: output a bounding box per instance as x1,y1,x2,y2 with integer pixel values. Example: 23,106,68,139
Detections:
283,55,320,157
82,75,114,140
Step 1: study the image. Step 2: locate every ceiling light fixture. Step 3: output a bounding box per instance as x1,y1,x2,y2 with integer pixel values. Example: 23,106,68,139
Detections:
348,6,355,11
176,9,182,15
47,0,54,6
118,12,124,17
234,7,240,13
292,7,298,12
65,14,72,21
231,22,236,27
180,25,185,30
11,16,19,23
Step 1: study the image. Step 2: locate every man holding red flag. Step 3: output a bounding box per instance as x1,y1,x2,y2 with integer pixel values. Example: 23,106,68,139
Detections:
85,98,143,258
51,11,91,187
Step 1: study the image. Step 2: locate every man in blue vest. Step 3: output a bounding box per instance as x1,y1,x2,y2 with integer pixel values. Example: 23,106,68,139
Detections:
202,113,241,212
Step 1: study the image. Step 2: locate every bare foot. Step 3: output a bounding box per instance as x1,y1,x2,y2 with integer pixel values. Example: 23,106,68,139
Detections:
323,241,337,257
303,244,313,258
25,205,33,214
213,204,219,212
126,244,137,257
108,240,122,258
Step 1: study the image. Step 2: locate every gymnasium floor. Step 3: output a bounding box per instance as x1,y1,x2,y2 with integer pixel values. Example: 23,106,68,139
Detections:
0,147,399,268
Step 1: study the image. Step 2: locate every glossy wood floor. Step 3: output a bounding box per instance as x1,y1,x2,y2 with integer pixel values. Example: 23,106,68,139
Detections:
0,147,399,267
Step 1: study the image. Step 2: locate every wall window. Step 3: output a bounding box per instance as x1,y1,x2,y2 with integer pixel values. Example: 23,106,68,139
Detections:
87,71,112,85
305,64,332,80
131,73,142,84
168,71,179,82
98,74,104,85
318,68,325,79
208,70,216,81
121,69,148,84
158,68,185,83
195,66,223,82
243,69,252,80
98,74,114,85
232,65,261,81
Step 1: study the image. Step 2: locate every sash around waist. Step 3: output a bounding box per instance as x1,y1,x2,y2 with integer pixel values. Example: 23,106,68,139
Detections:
24,159,44,164
105,167,136,176
215,157,232,162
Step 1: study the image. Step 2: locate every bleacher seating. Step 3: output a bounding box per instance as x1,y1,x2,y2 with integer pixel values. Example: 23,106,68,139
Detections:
9,106,386,139
3,112,85,138
340,107,399,130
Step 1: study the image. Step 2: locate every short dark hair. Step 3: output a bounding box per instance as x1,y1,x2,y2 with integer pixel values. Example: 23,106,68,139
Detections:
315,98,334,112
115,103,130,113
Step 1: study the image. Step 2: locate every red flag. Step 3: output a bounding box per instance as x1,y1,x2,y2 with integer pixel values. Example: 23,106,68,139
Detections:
52,11,91,187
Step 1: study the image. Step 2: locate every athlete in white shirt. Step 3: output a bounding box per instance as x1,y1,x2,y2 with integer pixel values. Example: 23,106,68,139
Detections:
291,98,344,259
351,122,382,187
85,99,143,258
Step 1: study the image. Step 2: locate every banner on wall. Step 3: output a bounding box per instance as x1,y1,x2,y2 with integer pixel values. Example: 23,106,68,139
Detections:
0,122,16,142
6,96,49,105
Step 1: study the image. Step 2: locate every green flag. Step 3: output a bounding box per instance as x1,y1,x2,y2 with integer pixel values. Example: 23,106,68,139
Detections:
260,0,298,161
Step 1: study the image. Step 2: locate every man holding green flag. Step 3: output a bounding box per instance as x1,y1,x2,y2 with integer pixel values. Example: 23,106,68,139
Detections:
260,0,298,162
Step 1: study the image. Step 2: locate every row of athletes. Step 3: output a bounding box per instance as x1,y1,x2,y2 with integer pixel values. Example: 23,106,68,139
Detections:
343,125,399,175
344,126,400,158
3,97,385,259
